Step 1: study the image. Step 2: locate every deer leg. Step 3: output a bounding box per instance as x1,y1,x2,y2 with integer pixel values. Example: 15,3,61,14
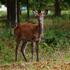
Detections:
31,42,34,61
36,41,39,61
15,40,20,61
21,41,27,62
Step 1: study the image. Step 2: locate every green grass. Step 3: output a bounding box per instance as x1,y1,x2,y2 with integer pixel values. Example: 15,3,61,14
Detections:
0,12,7,17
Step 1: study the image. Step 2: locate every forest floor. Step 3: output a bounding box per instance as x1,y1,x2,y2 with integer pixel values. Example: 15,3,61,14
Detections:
0,61,70,70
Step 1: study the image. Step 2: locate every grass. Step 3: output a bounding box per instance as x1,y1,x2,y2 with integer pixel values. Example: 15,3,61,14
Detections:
0,11,7,17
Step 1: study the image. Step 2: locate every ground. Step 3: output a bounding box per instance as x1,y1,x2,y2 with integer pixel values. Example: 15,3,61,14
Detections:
0,61,70,70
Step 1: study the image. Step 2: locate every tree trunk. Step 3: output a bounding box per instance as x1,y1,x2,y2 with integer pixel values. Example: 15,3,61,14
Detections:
54,0,61,16
7,0,19,27
27,0,29,20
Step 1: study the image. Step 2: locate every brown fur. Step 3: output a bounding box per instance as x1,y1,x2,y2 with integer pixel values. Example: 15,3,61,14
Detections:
14,21,41,61
14,22,40,41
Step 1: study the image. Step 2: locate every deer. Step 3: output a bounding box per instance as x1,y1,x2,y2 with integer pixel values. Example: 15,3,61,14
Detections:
14,10,45,62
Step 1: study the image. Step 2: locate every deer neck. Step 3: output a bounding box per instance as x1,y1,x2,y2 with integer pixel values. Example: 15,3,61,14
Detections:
38,19,43,34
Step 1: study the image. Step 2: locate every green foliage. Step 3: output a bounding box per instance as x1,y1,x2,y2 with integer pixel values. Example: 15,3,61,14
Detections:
0,42,14,64
0,0,6,5
63,0,70,6
44,26,70,49
0,28,11,39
